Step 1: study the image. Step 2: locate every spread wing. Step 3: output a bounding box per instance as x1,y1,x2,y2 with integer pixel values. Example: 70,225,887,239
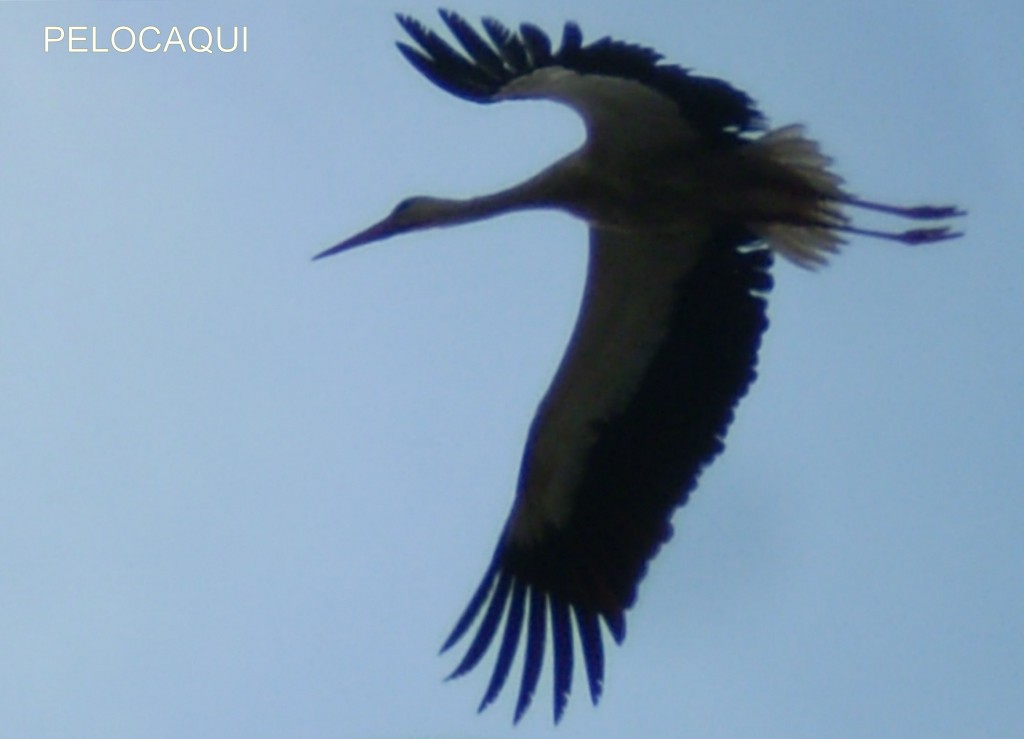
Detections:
395,11,764,164
442,225,773,722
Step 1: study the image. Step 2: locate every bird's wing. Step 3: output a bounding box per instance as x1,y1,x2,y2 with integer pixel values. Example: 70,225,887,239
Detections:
442,225,773,722
395,12,764,164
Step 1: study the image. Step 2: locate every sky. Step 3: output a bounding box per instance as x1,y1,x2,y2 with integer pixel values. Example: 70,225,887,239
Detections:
2,1,1022,737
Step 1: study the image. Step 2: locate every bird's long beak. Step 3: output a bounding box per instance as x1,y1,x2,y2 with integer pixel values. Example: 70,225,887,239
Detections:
313,215,401,260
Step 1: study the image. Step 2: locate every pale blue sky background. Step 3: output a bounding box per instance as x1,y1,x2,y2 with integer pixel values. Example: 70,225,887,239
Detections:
2,2,1022,737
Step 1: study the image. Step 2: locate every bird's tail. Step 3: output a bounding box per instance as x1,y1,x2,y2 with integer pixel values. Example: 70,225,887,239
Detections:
747,125,845,268
747,124,964,268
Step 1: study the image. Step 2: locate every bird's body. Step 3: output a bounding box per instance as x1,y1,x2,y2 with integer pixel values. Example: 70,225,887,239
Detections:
316,11,962,723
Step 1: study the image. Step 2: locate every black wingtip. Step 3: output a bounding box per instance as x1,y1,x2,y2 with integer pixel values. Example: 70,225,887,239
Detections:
605,610,627,645
574,606,606,706
394,12,421,38
441,555,501,654
395,11,502,103
550,596,574,723
475,580,526,713
512,588,547,723
444,569,511,680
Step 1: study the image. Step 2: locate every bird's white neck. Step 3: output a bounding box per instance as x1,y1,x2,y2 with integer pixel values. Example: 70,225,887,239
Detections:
418,158,575,230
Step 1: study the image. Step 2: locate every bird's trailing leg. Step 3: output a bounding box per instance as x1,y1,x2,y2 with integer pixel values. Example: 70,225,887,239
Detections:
838,196,966,244
844,197,965,221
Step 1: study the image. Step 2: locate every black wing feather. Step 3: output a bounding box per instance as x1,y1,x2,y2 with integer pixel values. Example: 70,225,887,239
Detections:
396,10,764,137
395,15,474,77
560,22,583,56
477,578,526,712
440,555,496,652
514,588,547,723
519,22,553,66
574,606,605,706
393,43,475,102
446,567,511,680
481,17,531,74
438,10,508,81
550,596,574,721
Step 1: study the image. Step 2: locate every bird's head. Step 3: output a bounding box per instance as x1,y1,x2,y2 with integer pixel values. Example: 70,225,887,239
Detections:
314,196,450,260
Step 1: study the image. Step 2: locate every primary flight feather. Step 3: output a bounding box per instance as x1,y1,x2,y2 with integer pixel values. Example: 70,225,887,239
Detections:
315,10,963,723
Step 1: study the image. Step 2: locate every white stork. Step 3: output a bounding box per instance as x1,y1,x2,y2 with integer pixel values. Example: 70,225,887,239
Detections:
315,11,963,723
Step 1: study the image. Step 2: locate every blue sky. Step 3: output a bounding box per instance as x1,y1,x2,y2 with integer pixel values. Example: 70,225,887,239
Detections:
3,1,1022,737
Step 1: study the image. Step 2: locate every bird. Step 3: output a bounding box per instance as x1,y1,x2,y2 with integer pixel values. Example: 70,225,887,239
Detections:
314,10,963,724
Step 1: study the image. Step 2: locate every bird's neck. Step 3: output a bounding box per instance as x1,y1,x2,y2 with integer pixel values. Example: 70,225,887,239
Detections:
425,161,571,229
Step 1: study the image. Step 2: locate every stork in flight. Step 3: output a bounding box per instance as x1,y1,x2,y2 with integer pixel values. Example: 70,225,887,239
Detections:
315,11,963,724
